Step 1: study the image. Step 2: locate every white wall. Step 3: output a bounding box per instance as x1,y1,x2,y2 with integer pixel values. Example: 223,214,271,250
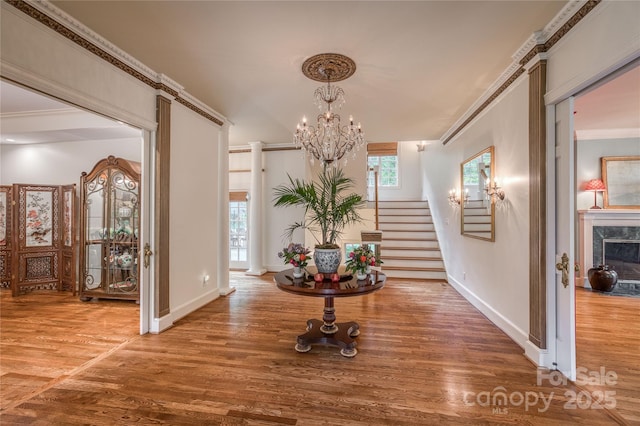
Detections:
169,102,220,318
545,1,640,105
421,0,640,356
1,139,142,185
576,137,640,210
423,76,531,348
377,141,424,201
264,149,308,271
0,3,157,131
1,2,226,332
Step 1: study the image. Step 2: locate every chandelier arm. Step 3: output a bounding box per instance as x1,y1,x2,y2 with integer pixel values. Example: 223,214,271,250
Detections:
294,54,364,166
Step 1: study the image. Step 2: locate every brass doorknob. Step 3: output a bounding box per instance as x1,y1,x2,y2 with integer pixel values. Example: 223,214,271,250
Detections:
143,243,153,269
555,253,570,288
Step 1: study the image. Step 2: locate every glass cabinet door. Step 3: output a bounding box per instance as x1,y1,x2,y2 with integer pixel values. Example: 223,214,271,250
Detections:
84,172,106,291
107,169,139,295
80,156,140,301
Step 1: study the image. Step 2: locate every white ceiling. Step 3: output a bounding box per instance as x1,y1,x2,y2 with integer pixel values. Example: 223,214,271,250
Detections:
0,81,141,144
1,1,638,146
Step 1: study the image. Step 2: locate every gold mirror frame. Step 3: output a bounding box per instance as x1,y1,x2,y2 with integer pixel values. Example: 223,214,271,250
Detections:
602,155,640,209
461,146,495,241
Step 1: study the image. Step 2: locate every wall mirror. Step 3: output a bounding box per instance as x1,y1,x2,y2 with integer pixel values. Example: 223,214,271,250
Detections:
461,146,495,241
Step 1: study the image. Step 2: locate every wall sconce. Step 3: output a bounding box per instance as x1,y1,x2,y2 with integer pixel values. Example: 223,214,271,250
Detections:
485,178,505,203
417,141,427,152
448,188,469,206
584,178,606,209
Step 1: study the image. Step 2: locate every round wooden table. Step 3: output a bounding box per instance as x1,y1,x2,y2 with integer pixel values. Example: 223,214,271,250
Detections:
274,268,385,357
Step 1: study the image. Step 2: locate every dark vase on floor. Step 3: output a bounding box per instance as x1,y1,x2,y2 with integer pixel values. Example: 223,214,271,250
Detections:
587,265,618,292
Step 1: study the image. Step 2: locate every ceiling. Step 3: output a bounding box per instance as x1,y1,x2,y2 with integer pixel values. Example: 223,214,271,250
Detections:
1,1,638,146
0,81,141,144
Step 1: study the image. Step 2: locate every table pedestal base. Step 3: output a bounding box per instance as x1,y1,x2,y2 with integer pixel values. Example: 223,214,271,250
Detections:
295,319,360,357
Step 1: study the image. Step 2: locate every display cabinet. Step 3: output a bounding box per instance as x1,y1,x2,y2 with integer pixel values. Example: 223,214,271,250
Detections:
79,156,140,301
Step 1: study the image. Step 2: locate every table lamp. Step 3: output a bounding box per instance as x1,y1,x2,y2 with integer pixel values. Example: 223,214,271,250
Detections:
584,178,606,209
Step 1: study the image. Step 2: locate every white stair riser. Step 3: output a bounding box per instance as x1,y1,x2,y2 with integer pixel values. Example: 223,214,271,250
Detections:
379,223,434,231
382,239,439,249
463,224,492,232
464,231,493,239
378,201,429,209
379,209,430,216
381,248,441,257
464,209,491,216
379,216,432,224
383,231,437,239
464,216,491,223
383,259,444,268
383,269,448,280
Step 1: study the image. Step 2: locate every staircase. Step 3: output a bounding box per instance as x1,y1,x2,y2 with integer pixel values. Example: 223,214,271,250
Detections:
377,200,447,281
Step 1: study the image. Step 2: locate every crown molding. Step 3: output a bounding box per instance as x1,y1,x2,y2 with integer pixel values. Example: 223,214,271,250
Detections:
441,0,601,145
7,0,227,127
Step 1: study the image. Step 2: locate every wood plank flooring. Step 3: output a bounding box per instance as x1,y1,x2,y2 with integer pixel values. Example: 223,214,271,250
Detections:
0,274,637,425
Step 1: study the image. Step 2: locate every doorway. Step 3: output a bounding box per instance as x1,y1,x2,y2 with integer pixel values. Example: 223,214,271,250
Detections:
229,192,248,269
0,79,147,331
572,62,640,422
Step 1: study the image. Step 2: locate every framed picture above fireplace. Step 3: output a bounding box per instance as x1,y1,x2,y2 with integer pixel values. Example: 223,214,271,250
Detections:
602,155,640,209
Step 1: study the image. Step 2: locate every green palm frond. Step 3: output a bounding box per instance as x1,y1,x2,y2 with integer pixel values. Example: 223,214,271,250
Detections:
273,167,364,247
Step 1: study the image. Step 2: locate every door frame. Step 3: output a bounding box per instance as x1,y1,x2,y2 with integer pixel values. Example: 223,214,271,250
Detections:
548,98,577,380
1,79,154,334
545,58,640,379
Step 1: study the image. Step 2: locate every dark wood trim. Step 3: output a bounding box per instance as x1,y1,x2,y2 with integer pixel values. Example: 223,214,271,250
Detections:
442,0,601,146
528,60,547,349
367,142,398,156
229,192,248,202
229,146,300,154
6,0,223,126
155,95,171,318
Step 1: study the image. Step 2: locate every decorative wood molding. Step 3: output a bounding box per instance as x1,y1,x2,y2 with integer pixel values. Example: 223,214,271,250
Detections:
156,95,171,318
528,60,547,349
442,0,601,145
6,0,224,126
229,146,301,154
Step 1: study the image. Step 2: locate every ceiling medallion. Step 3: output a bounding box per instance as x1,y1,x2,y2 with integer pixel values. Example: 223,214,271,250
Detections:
295,53,364,167
301,53,356,82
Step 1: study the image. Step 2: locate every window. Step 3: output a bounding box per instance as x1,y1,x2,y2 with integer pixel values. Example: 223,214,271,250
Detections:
367,156,398,187
229,192,248,264
367,142,398,187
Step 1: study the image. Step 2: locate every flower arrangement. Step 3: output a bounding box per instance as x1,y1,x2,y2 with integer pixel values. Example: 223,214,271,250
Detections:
345,244,381,274
278,243,311,269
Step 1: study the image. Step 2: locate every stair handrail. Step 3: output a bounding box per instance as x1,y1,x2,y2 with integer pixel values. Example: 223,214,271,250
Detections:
369,166,380,230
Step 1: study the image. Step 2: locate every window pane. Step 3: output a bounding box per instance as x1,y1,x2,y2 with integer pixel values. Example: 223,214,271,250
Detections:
369,155,398,187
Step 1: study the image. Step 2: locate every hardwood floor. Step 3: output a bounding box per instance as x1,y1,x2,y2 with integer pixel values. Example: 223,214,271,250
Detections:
0,274,636,425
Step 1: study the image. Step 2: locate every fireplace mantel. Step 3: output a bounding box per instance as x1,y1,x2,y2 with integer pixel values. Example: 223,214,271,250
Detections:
578,209,640,287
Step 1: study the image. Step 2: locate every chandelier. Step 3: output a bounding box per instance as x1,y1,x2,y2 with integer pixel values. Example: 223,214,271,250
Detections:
294,53,365,166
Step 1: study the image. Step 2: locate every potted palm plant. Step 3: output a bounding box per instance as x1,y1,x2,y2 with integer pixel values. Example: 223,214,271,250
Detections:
273,167,365,274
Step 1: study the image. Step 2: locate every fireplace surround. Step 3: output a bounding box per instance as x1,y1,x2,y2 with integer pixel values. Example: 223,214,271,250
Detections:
578,210,640,288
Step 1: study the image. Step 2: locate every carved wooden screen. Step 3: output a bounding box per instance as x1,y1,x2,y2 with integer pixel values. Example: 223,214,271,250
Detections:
61,185,77,294
12,184,62,296
0,186,12,289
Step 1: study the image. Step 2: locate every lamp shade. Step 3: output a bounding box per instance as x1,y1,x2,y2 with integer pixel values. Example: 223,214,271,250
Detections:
585,178,606,191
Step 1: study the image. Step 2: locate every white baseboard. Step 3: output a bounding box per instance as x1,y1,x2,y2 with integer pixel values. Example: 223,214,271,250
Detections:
524,340,554,368
149,289,220,334
447,275,529,350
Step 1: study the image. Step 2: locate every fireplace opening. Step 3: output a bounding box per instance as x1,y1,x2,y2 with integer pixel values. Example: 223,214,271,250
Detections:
603,239,640,282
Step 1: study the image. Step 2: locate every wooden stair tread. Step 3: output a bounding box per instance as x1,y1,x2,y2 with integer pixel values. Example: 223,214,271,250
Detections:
383,266,446,272
383,256,442,261
379,213,431,216
380,229,435,233
382,246,441,251
383,237,438,242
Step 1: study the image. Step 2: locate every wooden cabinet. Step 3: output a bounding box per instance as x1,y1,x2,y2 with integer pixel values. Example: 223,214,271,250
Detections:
79,156,140,301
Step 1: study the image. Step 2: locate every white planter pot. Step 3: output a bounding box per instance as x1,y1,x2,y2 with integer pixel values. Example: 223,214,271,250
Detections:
314,248,342,274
